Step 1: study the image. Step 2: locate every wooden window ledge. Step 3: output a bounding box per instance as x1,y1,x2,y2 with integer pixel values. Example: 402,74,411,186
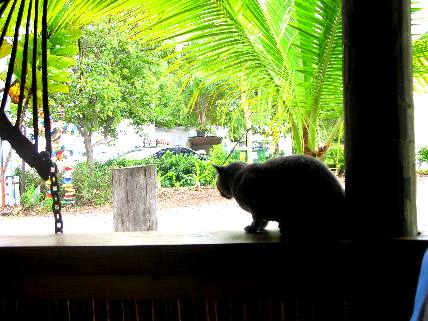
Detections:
0,232,427,321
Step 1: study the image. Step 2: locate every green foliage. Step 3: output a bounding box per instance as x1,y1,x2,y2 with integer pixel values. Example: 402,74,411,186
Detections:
14,167,48,196
418,146,428,165
209,144,240,166
41,198,54,212
152,146,241,188
9,145,242,208
54,18,197,165
418,169,428,175
72,158,153,205
20,184,42,209
148,152,205,188
129,1,428,156
69,145,241,206
14,167,66,211
72,162,108,206
324,144,345,175
132,0,344,155
413,32,428,92
0,24,80,104
153,75,199,129
55,20,153,162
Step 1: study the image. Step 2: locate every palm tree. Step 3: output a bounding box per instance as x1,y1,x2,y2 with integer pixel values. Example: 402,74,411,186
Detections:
124,0,343,156
126,0,428,157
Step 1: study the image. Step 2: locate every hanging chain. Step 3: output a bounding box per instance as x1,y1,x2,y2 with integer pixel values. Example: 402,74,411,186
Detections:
41,0,62,234
49,161,63,234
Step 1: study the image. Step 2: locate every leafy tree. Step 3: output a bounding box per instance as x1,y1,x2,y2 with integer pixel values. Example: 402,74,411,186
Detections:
55,19,170,165
152,72,199,129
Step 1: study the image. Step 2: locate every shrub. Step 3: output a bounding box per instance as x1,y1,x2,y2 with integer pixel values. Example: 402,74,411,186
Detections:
41,197,53,212
14,167,54,210
419,169,428,175
208,144,240,166
324,144,345,175
73,162,114,206
72,159,155,206
64,144,242,206
152,152,206,188
20,183,42,208
418,146,428,165
14,167,47,196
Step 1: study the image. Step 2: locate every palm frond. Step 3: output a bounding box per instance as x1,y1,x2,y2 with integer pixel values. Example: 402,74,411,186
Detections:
123,0,346,153
134,0,283,91
48,0,142,32
278,0,343,150
413,32,428,92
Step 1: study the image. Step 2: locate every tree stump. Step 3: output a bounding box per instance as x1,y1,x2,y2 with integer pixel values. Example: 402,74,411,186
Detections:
113,166,157,232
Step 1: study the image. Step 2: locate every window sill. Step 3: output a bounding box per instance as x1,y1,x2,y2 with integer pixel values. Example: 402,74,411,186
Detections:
0,231,427,300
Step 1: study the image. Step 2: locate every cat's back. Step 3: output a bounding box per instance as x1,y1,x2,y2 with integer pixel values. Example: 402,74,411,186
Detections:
234,155,343,196
242,155,334,178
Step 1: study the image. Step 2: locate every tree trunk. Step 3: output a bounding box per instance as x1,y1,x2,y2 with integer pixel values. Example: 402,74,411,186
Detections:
242,88,253,164
80,130,94,167
112,166,157,232
0,150,13,179
20,159,25,196
198,94,208,130
20,126,26,195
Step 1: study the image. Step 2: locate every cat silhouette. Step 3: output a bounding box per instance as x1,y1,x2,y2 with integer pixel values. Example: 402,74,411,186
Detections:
214,155,348,240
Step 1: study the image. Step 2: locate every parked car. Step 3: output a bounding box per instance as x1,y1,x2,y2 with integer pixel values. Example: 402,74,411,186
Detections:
153,147,206,159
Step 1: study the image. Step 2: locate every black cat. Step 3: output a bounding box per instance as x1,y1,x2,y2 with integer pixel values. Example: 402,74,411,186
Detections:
214,155,348,240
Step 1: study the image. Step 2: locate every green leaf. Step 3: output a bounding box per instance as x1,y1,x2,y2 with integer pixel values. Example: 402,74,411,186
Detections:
0,41,12,59
48,54,76,69
49,83,69,93
50,45,79,56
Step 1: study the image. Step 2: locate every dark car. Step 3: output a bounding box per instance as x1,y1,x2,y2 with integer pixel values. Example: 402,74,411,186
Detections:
153,147,206,160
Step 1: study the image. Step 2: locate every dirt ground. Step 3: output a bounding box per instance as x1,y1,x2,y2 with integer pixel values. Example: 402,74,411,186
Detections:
0,187,226,217
0,187,252,235
157,187,228,208
1,176,428,235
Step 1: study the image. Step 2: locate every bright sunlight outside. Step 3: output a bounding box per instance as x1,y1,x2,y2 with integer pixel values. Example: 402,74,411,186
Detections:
0,0,427,236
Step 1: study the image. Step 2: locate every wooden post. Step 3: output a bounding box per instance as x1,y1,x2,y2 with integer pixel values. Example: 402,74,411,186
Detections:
343,0,417,238
113,166,157,232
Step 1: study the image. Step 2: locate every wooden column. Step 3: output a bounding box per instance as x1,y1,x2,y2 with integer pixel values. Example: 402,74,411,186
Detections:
113,166,157,232
343,0,417,238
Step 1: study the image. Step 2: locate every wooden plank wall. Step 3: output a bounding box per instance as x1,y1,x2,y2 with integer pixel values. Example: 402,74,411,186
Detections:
0,298,350,321
0,233,427,321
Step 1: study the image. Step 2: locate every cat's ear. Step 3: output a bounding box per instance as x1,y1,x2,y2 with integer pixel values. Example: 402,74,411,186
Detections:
212,164,225,173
